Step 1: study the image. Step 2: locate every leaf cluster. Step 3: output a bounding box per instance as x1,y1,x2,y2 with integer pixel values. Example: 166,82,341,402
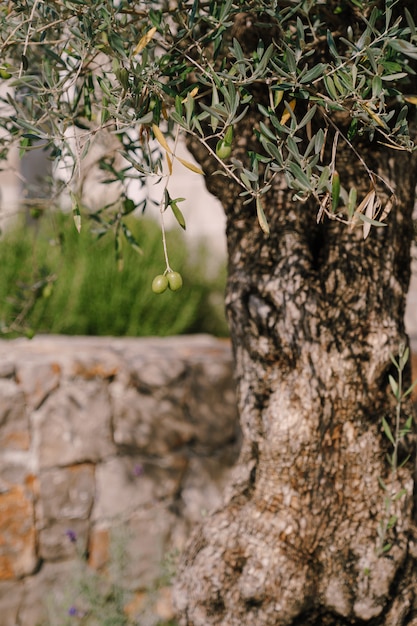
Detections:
1,0,417,236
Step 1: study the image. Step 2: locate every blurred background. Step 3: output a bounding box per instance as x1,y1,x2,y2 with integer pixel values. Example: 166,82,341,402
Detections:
1,126,416,341
0,136,230,339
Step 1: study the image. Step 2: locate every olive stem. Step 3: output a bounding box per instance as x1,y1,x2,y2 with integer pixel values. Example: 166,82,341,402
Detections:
159,125,181,272
19,0,41,78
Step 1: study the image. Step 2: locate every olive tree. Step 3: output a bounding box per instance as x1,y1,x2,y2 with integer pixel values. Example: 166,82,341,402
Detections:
2,1,417,624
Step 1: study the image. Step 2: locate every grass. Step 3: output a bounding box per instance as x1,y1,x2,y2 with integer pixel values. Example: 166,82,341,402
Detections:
0,210,228,338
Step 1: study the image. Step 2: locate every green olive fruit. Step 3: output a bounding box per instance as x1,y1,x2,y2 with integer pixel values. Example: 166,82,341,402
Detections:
152,274,169,294
331,170,340,213
216,139,232,160
117,68,129,90
167,271,183,291
42,284,53,299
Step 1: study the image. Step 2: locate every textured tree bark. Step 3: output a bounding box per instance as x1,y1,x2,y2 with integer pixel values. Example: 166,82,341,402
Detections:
173,7,417,625
174,128,417,625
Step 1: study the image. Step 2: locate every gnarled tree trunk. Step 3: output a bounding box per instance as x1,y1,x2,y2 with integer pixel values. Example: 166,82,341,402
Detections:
174,114,417,624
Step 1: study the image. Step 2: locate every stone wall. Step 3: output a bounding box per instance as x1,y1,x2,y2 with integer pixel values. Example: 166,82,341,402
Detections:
0,335,240,626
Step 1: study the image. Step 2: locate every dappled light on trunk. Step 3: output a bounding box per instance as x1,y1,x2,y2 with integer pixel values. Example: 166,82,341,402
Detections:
174,137,417,625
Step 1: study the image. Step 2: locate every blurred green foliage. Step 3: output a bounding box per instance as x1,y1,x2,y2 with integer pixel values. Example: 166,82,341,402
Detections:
0,212,228,338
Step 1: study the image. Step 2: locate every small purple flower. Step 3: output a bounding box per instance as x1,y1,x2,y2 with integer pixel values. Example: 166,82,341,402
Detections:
133,463,144,477
65,529,77,543
68,605,78,617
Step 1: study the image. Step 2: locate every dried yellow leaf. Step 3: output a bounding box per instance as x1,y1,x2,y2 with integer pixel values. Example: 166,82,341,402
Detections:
134,27,157,55
280,99,296,125
378,141,408,151
176,156,204,175
256,197,270,235
404,95,417,105
182,87,199,103
152,123,171,153
356,188,375,215
363,189,376,239
362,104,386,128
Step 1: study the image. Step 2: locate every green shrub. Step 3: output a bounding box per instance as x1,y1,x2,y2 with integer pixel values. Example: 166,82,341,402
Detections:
0,212,228,338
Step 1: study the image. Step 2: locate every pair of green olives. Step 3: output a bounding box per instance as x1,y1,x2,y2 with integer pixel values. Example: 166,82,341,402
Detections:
152,271,183,294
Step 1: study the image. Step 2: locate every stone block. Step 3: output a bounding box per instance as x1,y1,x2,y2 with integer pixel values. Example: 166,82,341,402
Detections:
186,359,239,449
92,455,185,522
88,526,110,571
0,580,24,626
0,485,38,580
0,360,15,378
15,359,61,409
71,352,121,380
0,379,30,450
129,354,187,388
36,464,94,561
0,463,35,495
38,519,89,562
123,506,177,589
37,464,95,521
180,455,237,523
35,380,116,468
111,382,195,454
